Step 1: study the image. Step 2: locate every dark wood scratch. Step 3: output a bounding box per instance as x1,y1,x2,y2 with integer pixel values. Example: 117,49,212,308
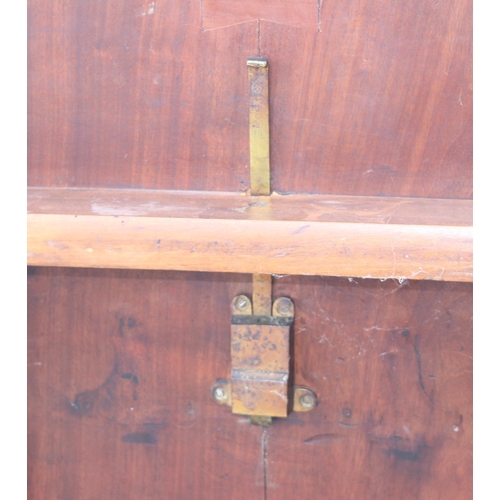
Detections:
413,334,434,406
262,426,268,500
303,433,340,444
258,19,261,56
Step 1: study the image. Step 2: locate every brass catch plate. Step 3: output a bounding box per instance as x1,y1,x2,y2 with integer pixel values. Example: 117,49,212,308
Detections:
211,381,318,416
229,295,294,418
231,317,291,417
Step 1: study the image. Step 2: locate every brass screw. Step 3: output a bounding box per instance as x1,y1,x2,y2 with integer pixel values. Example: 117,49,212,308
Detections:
276,298,292,315
213,386,227,402
299,393,316,409
235,296,250,311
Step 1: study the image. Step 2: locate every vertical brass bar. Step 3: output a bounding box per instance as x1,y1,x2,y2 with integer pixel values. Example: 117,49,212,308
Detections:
247,57,270,196
248,58,272,338
252,274,272,316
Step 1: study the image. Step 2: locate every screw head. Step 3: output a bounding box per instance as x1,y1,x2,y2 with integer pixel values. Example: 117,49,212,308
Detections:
276,297,292,315
235,296,250,311
299,393,316,409
213,386,227,402
342,408,352,418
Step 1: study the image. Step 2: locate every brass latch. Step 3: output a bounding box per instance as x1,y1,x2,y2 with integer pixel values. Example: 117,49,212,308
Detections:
210,58,316,425
211,282,317,426
230,293,292,418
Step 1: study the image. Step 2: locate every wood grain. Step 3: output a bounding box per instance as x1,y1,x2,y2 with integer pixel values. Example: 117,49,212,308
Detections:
261,0,472,198
28,0,473,497
28,0,471,199
28,269,472,499
28,0,257,191
28,267,264,500
27,188,472,281
268,275,472,500
27,187,473,226
203,0,318,31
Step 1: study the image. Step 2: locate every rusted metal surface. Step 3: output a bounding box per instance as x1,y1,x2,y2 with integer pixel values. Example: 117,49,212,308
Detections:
218,287,317,422
231,321,291,417
252,274,272,315
228,296,294,418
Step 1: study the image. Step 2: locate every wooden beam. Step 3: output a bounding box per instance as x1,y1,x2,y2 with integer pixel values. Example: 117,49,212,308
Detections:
27,188,472,282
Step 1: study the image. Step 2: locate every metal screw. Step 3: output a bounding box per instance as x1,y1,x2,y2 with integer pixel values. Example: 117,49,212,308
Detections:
276,298,292,315
235,296,249,311
342,408,352,418
213,386,227,402
452,425,459,432
299,393,316,409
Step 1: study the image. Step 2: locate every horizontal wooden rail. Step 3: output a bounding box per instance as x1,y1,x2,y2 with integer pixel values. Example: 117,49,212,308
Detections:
28,188,472,282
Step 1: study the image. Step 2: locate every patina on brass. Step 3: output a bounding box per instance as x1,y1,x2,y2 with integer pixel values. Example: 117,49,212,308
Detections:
229,294,293,418
252,274,272,315
210,58,317,424
248,57,270,196
211,379,318,415
293,386,318,412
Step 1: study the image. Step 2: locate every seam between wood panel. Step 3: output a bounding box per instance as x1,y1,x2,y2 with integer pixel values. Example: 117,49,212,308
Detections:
262,426,268,500
318,0,322,32
200,0,204,31
258,19,261,56
413,334,434,407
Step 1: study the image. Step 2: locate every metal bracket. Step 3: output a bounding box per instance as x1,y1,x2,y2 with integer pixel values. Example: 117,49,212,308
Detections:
210,57,316,425
247,57,270,196
231,294,293,419
211,294,317,425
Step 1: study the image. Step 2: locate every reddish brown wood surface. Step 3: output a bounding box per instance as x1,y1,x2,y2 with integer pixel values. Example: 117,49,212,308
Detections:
263,0,472,198
269,275,472,499
203,0,318,31
28,0,472,498
28,0,257,191
28,268,264,500
27,188,472,281
28,187,472,226
28,0,472,199
28,269,472,499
